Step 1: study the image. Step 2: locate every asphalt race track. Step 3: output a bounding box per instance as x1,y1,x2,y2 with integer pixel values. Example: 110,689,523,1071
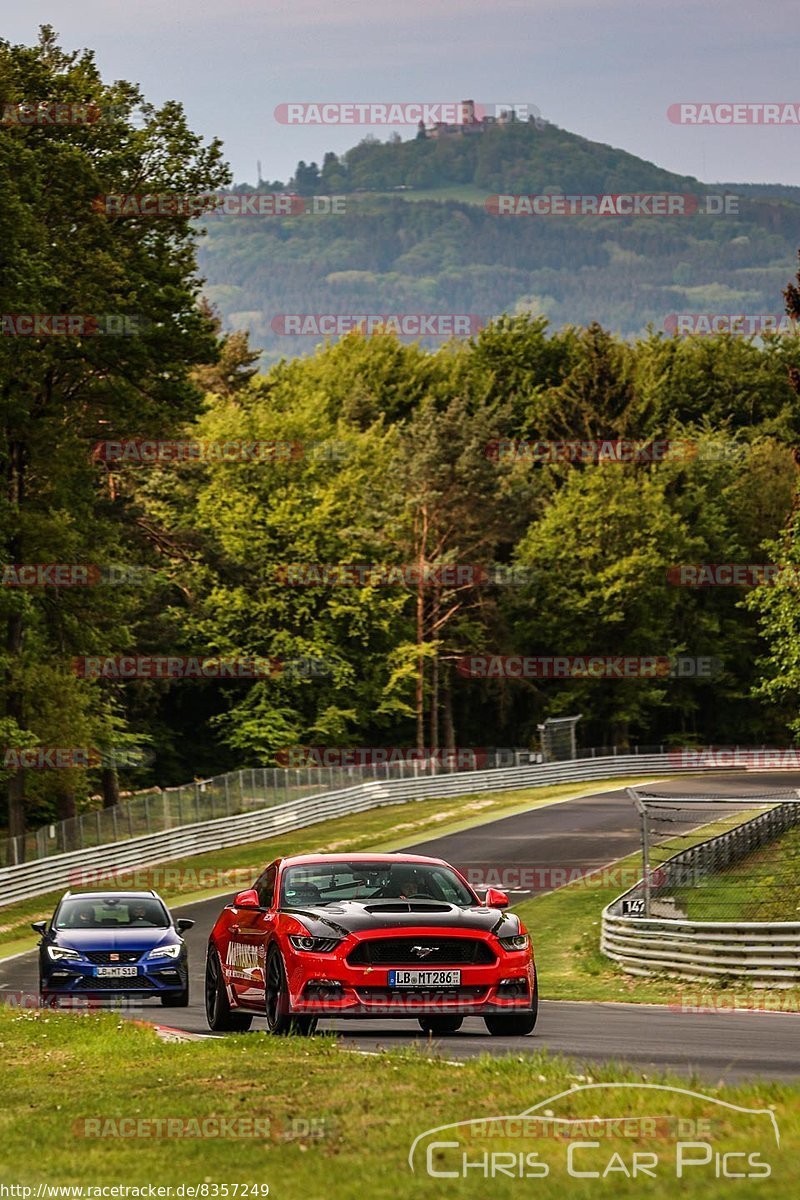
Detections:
3,772,800,1082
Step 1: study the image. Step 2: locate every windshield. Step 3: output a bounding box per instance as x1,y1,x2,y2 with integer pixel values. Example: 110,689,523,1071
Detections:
281,861,476,907
55,897,170,930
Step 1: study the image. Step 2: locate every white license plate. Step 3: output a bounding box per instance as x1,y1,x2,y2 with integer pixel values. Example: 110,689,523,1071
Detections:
95,966,139,978
388,969,461,988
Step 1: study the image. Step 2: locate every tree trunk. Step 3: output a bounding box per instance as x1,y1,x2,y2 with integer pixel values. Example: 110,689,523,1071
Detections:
102,766,121,809
429,584,440,755
5,439,27,859
415,510,427,753
5,611,26,857
55,788,77,853
441,662,456,752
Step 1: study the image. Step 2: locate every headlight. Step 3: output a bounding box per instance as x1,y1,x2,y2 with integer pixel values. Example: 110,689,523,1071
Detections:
289,935,341,953
47,946,81,961
498,934,529,952
146,944,183,960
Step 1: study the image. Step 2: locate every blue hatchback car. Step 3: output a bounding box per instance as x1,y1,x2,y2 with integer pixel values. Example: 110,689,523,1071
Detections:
34,891,194,1007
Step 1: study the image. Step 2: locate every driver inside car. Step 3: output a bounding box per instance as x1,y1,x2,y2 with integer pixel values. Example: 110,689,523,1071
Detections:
377,865,434,900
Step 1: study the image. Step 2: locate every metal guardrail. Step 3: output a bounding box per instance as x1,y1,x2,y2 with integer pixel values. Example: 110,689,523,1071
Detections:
1,751,544,867
0,751,683,908
602,803,800,983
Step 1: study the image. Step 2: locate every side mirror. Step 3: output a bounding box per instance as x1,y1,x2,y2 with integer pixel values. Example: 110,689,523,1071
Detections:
176,918,195,933
31,920,47,936
232,888,260,910
484,887,510,909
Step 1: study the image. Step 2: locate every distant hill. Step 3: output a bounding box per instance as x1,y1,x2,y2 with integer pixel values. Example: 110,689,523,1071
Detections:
196,121,800,361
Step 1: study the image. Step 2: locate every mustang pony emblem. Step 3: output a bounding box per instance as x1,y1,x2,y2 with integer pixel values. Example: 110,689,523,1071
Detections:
410,945,437,958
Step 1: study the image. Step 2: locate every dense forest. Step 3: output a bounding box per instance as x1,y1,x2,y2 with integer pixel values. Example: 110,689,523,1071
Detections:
3,31,800,847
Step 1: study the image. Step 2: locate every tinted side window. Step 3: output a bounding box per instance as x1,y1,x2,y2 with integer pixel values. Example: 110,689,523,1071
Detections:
256,865,277,908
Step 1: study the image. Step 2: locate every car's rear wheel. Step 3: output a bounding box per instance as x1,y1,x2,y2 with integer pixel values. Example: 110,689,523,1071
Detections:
205,947,252,1031
484,976,538,1037
418,1016,464,1034
265,947,317,1036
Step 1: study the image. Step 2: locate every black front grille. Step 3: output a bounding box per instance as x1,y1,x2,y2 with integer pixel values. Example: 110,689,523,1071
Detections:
76,974,154,990
356,985,488,1001
348,937,495,966
82,951,142,965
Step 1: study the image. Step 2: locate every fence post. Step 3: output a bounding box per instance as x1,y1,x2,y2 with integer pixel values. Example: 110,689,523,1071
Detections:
225,773,232,817
144,793,151,834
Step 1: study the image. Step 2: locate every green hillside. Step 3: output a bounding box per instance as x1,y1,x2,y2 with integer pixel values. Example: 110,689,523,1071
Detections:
196,121,800,361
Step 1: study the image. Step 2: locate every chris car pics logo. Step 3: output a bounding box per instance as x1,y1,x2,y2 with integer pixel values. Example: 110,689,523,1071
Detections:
409,1083,779,1180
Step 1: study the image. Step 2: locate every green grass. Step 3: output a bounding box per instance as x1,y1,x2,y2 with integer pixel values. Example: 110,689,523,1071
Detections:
514,840,800,1012
673,824,800,923
0,1006,795,1197
0,776,657,961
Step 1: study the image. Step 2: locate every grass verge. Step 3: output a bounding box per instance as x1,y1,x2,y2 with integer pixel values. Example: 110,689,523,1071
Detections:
0,1006,795,1197
673,823,800,922
514,844,800,1012
0,776,657,961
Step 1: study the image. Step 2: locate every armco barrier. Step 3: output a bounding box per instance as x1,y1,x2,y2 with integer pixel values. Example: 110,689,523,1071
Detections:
602,802,800,984
0,751,692,908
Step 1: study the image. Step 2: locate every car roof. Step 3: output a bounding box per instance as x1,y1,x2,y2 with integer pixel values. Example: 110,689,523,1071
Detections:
59,890,161,900
279,853,451,868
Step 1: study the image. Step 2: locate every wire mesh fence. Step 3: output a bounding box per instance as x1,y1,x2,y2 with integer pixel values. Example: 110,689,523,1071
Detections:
624,787,800,921
0,749,542,868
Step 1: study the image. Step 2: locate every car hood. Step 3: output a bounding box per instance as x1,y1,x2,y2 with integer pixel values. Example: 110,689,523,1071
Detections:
52,929,178,952
283,900,521,938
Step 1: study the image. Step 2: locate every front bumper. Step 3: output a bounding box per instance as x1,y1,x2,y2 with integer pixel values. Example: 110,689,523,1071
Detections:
284,938,535,1018
41,959,187,998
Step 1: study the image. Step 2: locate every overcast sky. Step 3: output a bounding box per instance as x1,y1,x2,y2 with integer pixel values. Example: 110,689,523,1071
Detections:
5,0,800,186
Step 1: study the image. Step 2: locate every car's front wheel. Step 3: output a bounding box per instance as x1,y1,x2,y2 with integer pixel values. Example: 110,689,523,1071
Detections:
38,982,56,1008
484,976,538,1037
205,947,252,1031
418,1016,463,1034
161,985,190,1008
265,947,317,1036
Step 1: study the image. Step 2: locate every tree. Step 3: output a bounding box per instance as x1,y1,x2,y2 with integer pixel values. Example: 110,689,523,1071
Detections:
0,27,229,852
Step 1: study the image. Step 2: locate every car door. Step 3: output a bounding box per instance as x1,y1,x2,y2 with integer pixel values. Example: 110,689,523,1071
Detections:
227,864,277,1008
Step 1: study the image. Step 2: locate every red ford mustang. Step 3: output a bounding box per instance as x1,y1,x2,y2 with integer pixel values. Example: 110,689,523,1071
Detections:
205,852,537,1036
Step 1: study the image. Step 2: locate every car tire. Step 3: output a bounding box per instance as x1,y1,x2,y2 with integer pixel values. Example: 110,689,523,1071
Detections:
265,947,317,1037
205,946,252,1032
484,975,539,1037
418,1016,464,1034
161,986,190,1008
